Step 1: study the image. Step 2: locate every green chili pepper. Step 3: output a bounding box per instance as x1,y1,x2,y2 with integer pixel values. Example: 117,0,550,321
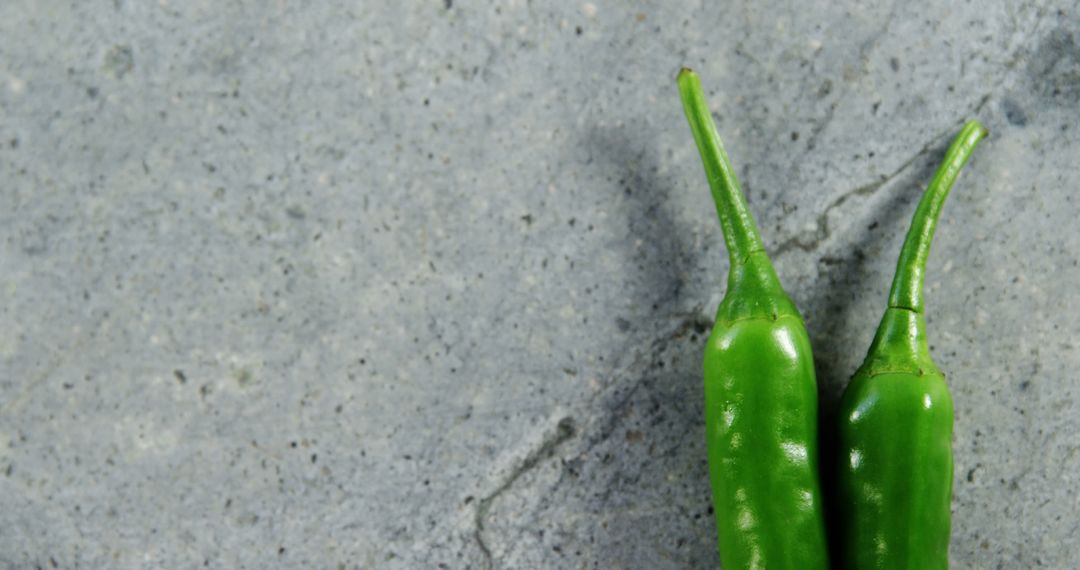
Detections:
836,120,987,570
679,68,829,570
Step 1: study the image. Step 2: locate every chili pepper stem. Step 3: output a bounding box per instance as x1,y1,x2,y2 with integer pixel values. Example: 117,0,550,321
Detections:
887,121,988,313
677,68,766,269
679,68,798,322
862,121,987,375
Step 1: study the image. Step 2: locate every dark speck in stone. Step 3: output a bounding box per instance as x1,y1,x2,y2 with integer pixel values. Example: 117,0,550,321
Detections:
1002,99,1028,127
104,45,134,78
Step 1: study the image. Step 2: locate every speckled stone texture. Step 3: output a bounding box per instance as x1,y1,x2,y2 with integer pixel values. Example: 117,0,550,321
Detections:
1,1,1077,568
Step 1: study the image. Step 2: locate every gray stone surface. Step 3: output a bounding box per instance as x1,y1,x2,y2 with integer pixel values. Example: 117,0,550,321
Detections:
1,1,1077,568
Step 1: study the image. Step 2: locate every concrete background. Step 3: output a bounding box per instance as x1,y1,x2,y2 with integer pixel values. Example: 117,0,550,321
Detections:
1,1,1077,568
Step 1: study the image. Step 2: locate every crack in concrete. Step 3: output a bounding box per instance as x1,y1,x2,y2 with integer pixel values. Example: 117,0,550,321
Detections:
772,124,968,259
803,100,838,153
473,416,577,569
974,92,993,116
469,312,711,568
581,313,712,457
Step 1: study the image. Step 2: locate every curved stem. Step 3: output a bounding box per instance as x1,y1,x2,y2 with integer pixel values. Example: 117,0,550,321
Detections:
678,68,766,268
887,120,988,313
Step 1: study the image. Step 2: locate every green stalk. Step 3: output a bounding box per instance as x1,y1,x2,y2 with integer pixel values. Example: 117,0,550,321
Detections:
679,68,795,322
677,68,766,268
862,120,988,376
887,121,989,313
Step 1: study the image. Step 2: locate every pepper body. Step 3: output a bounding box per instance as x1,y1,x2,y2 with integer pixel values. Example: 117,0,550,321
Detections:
837,310,954,570
680,68,829,570
836,121,986,570
704,301,827,569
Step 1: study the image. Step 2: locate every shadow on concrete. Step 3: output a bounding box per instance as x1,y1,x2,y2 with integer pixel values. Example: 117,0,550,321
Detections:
569,124,719,568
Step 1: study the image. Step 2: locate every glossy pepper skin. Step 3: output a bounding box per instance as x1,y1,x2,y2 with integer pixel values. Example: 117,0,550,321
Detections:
837,121,987,570
679,68,829,570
